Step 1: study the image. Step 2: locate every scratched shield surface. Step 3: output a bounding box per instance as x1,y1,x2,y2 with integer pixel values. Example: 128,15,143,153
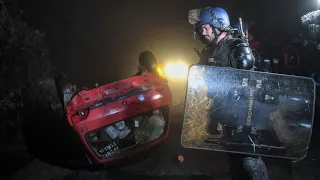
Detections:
181,65,316,160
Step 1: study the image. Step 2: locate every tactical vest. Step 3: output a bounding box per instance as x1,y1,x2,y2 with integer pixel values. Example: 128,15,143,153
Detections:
199,35,245,68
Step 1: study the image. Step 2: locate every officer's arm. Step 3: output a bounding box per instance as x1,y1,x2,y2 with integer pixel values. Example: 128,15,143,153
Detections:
231,42,255,70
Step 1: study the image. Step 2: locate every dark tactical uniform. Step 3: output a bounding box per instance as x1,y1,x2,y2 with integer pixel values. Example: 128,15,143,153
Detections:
199,34,269,180
190,7,268,180
199,34,255,70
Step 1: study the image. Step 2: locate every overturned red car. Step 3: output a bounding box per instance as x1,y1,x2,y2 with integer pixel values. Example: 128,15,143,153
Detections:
57,72,172,165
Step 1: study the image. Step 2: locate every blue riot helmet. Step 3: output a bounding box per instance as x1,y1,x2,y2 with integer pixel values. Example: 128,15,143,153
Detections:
193,7,231,43
198,7,231,30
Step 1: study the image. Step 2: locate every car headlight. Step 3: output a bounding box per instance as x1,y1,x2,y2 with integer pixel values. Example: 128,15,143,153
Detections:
157,66,165,78
164,61,188,79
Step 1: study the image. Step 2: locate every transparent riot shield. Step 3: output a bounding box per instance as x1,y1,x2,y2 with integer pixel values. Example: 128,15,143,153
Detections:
181,65,316,160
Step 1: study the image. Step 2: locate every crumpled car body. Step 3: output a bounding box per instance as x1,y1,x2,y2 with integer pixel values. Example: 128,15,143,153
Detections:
63,72,172,165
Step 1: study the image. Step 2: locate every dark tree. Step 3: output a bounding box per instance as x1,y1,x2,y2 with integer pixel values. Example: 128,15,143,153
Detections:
0,0,58,158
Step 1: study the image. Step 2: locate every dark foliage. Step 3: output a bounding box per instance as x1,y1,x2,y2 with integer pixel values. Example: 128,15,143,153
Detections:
0,0,58,148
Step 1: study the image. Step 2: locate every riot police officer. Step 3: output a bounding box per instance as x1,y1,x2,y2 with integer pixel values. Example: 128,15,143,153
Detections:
190,7,268,180
193,7,254,70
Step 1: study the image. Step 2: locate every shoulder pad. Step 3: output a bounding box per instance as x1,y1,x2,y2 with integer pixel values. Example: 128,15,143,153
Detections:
229,39,255,70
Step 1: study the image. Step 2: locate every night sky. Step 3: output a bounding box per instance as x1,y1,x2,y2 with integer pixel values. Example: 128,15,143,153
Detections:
22,0,318,86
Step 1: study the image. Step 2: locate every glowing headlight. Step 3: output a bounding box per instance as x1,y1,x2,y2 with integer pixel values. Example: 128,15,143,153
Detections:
164,61,188,79
157,67,163,75
156,66,166,78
